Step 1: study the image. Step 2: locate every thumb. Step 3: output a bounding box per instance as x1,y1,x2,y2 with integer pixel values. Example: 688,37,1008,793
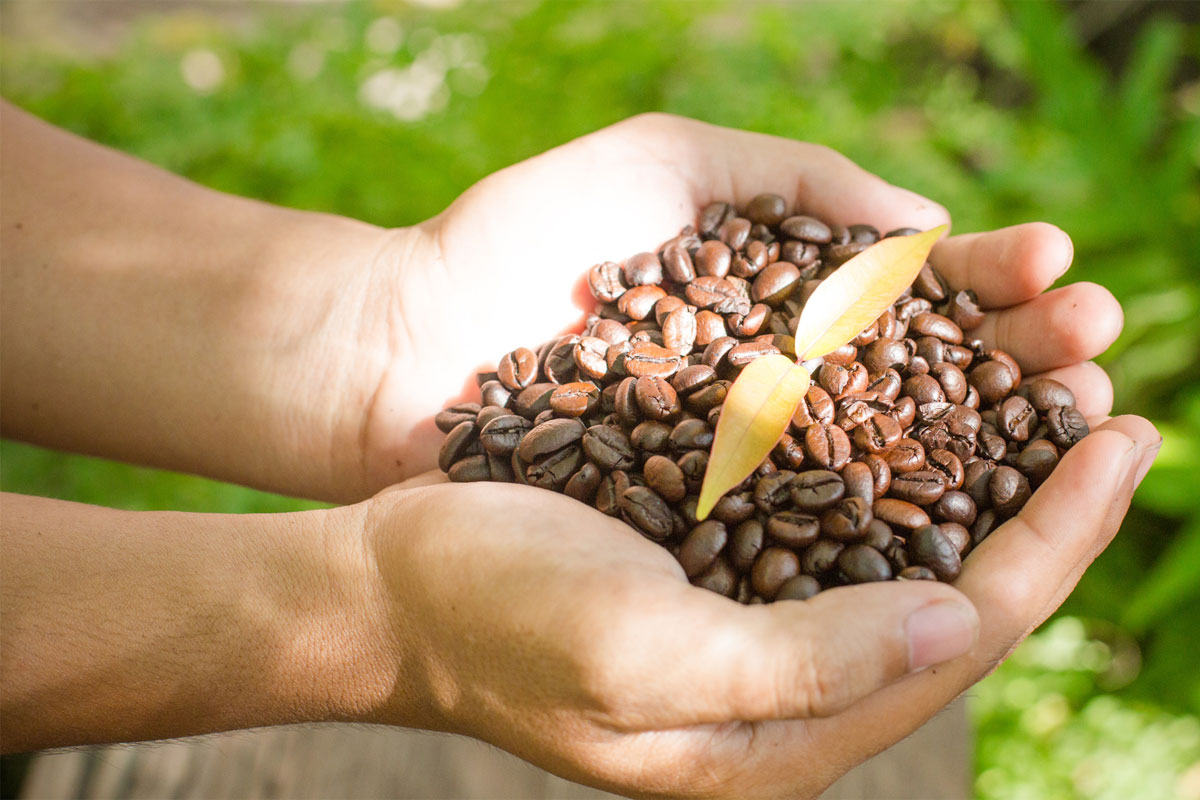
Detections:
617,580,979,729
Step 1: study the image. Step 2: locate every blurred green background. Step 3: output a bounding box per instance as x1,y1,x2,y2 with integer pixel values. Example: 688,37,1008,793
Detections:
2,0,1198,796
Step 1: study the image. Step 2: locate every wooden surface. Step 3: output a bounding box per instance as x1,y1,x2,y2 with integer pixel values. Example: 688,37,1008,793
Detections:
18,699,968,799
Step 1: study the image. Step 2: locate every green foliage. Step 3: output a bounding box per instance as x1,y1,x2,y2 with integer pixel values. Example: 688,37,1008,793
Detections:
2,0,1198,791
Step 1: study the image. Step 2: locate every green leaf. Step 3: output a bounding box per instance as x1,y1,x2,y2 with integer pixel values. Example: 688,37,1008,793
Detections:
1122,517,1200,633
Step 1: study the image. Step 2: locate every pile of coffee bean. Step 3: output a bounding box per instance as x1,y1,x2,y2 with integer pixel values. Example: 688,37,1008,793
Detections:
437,195,1090,603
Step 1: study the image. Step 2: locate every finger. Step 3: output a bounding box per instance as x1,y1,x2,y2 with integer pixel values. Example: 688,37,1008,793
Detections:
971,282,1124,373
602,578,977,731
1024,361,1114,418
929,222,1074,308
680,118,951,232
745,416,1163,774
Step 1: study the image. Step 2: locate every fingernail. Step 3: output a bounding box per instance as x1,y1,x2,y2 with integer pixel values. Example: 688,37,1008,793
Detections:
1134,439,1162,487
906,602,978,671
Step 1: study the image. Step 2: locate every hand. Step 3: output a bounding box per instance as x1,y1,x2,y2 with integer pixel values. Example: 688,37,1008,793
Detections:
357,113,1127,497
360,407,1157,799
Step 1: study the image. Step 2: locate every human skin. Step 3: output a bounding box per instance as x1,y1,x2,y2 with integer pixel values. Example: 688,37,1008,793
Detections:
0,105,1160,797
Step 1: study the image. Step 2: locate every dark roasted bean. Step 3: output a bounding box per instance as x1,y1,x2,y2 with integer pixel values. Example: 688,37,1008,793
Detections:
519,418,586,462
623,251,663,286
862,338,910,374
752,547,802,600
448,453,491,482
792,385,836,428
970,360,1016,406
863,518,894,551
729,519,765,573
645,455,687,502
564,461,602,504
821,496,873,542
669,418,714,451
550,381,600,417
1017,439,1060,485
726,340,781,370
776,574,821,601
677,520,728,577
438,420,481,472
973,508,1001,545
754,470,798,513
587,261,626,303
908,525,961,581
582,424,637,471
435,403,481,433
883,438,926,473
890,470,946,505
619,486,674,541
751,261,802,306
898,565,938,581
527,445,584,491
780,215,833,243
625,342,682,379
989,465,1031,517
630,420,673,453
694,240,733,278
676,450,709,493
633,376,680,421
498,347,539,391
841,461,876,503
932,490,977,527
1046,405,1089,449
873,498,932,531
617,285,667,321
479,414,534,455
1027,378,1076,413
791,470,845,512
766,511,820,548
481,379,513,409
801,538,843,576
513,383,556,419
940,522,972,556
803,422,852,471
862,453,893,498
711,491,757,525
853,413,903,454
838,544,892,583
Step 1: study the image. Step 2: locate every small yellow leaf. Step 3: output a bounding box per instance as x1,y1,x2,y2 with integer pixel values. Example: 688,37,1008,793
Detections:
696,354,810,520
792,225,948,361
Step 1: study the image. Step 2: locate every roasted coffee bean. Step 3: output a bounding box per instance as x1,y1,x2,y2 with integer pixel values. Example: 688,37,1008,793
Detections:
998,395,1036,442
752,547,802,600
438,420,481,472
481,379,513,409
890,396,917,429
617,285,667,321
932,490,977,527
623,252,663,286
676,450,709,493
970,360,1016,406
498,347,539,391
727,303,771,337
656,242,694,284
781,239,820,267
1017,439,1060,485
633,376,679,421
792,385,836,428
711,491,757,525
1046,405,1089,449
780,215,833,243
822,496,873,542
883,438,926,473
692,556,738,598
862,453,893,498
908,525,962,581
776,574,821,601
838,544,892,583
803,422,852,471
686,276,742,311
582,424,637,471
587,261,626,303
903,374,946,405
940,522,972,556
513,383,556,419
476,370,500,387
693,310,728,346
728,519,765,573
947,289,985,331
963,460,997,508
619,486,674,541
766,511,820,548
862,338,910,373
853,413,903,454
973,508,1001,544
669,418,714,451
519,418,586,462
629,420,672,454
527,445,584,490
772,433,806,470
591,318,632,345
841,461,875,503
930,363,968,404
448,453,491,483
801,538,843,576
791,470,845,512
476,405,511,429
873,498,932,530
511,448,530,486
751,261,802,306
658,305,698,355
625,342,681,379
989,465,1031,517
479,414,534,455
550,381,600,417
926,449,964,490
573,337,610,381
898,566,937,581
818,363,851,397
435,402,481,433
564,461,602,504
913,263,947,302
890,470,946,505
1026,378,1076,413
747,470,793,514
745,193,788,226
863,518,894,551
718,216,752,250
698,201,734,235
677,520,728,577
694,240,733,278
910,312,963,345
978,431,1008,461
685,381,728,413
916,335,945,365
726,340,781,370
644,455,687,502
671,364,717,397
485,451,515,482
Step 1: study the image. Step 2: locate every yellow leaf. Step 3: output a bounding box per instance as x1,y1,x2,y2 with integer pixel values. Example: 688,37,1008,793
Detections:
792,225,948,360
696,355,810,520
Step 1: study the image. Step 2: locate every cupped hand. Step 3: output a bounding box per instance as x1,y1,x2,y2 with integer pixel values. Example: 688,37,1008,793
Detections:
361,405,1157,799
360,113,1129,496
